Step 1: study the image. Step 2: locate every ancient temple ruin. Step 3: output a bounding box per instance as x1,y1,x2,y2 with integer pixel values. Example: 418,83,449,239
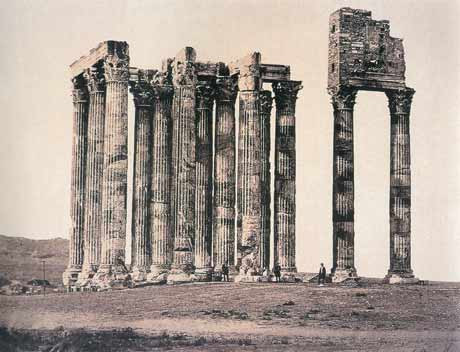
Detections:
63,42,302,287
328,8,417,283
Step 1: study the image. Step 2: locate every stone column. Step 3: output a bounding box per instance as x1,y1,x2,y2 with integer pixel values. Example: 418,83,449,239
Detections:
236,53,263,277
259,90,272,272
385,88,417,283
330,86,358,282
149,73,174,279
194,81,214,279
213,77,238,275
273,81,302,276
169,48,197,281
63,74,89,286
79,65,105,281
129,70,155,281
96,45,130,281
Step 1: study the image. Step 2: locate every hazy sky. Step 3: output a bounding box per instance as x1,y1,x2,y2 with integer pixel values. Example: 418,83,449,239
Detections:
0,0,459,281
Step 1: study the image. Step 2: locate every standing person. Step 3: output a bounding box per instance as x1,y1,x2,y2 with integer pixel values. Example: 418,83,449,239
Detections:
222,262,229,282
318,263,326,286
273,263,282,283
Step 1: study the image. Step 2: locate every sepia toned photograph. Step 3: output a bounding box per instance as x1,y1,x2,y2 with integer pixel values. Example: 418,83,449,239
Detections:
0,1,459,351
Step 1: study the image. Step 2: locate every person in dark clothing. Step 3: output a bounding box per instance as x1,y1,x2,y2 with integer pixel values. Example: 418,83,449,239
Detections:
318,263,327,286
222,262,229,282
273,263,282,282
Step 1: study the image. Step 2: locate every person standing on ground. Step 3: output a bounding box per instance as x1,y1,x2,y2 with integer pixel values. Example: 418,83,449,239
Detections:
222,262,229,282
318,263,326,286
274,263,282,283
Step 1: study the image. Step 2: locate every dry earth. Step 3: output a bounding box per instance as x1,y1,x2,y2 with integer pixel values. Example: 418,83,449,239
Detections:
1,281,460,351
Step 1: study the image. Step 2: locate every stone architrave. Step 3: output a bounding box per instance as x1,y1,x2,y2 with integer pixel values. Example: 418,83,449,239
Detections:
273,81,302,275
330,86,358,282
385,88,416,284
194,80,215,279
95,43,130,282
169,48,197,282
259,90,272,272
130,69,155,281
213,77,238,274
149,72,174,279
236,52,263,278
63,74,89,286
79,65,105,281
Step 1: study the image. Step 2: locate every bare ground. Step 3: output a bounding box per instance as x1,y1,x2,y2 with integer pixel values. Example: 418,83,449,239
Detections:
1,281,459,351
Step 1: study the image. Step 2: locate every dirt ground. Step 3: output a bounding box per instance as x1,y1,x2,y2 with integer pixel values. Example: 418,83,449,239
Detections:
1,280,459,351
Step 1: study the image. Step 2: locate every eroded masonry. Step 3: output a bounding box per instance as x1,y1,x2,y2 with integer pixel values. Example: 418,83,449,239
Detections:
328,8,417,283
63,42,302,288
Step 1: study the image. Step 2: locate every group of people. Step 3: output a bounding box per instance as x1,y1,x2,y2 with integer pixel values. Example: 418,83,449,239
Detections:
219,262,328,285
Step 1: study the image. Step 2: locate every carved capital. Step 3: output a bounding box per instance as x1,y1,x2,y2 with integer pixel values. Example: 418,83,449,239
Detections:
329,86,357,110
129,69,155,107
196,81,215,108
84,65,105,93
215,76,238,103
260,90,273,115
151,71,174,100
172,60,196,87
386,88,415,115
103,46,130,83
71,75,89,103
273,80,302,111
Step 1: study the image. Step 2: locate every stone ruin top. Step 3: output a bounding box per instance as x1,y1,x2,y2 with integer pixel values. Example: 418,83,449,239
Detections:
328,7,407,92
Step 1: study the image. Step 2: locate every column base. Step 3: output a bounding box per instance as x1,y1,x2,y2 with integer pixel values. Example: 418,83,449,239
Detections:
147,264,170,283
77,264,98,285
384,271,419,284
91,264,132,289
62,265,82,286
166,267,198,284
213,266,237,282
331,268,358,283
131,266,150,282
194,266,213,281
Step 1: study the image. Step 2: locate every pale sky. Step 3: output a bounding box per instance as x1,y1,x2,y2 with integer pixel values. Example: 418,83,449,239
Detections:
0,0,459,281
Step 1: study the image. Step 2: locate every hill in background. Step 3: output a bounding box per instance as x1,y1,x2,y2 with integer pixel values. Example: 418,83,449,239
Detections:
0,234,68,285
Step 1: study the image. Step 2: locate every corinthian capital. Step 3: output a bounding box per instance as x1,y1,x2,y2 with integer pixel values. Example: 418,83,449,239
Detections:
196,81,215,108
386,88,415,115
103,45,130,83
152,71,174,100
260,90,273,115
273,80,303,110
172,61,196,87
84,65,105,93
129,69,155,107
329,86,357,110
71,75,89,103
215,76,238,103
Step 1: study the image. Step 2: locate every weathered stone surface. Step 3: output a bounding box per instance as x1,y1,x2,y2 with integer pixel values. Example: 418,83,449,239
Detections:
273,81,302,273
213,77,238,274
330,86,358,281
259,90,272,271
149,72,174,279
194,81,214,278
130,69,156,281
79,64,105,281
63,74,89,286
96,42,130,280
328,8,406,91
385,88,416,282
169,48,197,281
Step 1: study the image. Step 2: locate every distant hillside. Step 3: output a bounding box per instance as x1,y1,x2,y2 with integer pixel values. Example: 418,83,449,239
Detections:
0,234,68,285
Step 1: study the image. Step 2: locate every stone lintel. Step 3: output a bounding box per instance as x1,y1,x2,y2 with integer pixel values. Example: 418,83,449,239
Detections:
70,40,129,78
229,53,290,84
129,68,158,83
260,64,291,82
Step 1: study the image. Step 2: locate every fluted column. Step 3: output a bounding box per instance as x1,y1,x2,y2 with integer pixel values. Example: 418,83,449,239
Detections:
194,81,214,278
330,86,358,281
63,74,89,286
386,88,415,280
97,45,130,277
129,70,155,281
273,81,302,273
79,65,105,280
259,90,272,271
213,77,238,273
169,49,197,277
149,73,174,277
